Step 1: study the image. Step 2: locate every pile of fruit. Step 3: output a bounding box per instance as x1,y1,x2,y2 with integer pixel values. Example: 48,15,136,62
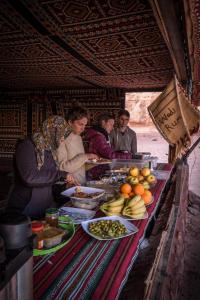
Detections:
100,166,157,219
125,166,156,190
100,194,147,219
122,166,157,204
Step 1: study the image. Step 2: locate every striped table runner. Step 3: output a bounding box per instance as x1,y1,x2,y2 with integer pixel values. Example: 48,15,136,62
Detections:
33,164,172,300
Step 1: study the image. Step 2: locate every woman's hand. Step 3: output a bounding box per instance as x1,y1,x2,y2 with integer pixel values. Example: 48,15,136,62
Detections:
86,153,99,160
65,174,80,186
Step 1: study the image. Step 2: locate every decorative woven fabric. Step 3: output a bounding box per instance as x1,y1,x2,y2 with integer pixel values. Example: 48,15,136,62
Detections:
33,164,172,300
148,76,200,161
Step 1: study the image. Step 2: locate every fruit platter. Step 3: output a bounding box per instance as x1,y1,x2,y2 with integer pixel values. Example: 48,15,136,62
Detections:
99,166,157,220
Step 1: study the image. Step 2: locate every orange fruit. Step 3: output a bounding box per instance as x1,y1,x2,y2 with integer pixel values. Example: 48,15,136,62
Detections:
129,191,135,197
120,193,130,199
141,190,152,205
132,184,145,196
120,183,132,195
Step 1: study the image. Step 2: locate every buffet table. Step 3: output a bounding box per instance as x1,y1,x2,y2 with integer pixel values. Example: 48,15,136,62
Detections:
33,164,172,300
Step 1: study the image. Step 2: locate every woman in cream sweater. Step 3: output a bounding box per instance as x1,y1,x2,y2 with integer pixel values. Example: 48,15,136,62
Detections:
57,106,98,184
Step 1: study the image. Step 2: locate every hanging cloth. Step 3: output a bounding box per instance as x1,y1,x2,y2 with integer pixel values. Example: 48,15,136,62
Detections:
148,76,200,162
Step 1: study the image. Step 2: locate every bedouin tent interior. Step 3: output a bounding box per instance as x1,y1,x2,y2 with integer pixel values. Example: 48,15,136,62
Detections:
1,0,199,160
0,0,200,299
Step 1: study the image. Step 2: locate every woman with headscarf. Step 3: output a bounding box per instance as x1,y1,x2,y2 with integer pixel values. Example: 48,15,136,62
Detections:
7,115,77,218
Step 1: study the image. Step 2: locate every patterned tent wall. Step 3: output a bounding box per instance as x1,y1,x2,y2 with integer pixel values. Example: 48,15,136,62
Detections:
0,88,124,158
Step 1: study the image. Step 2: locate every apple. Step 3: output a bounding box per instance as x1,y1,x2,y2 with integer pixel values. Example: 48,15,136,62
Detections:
129,167,139,177
129,177,139,185
125,175,133,183
146,174,156,184
142,180,150,190
138,175,144,182
140,167,151,177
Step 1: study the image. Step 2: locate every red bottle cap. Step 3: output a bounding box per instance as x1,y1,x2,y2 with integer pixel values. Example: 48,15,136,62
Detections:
31,222,44,233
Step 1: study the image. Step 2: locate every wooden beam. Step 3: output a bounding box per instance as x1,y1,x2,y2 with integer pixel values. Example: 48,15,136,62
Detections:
150,0,188,83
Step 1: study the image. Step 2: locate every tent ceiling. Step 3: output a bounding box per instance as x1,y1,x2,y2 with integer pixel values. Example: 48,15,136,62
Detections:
0,0,174,91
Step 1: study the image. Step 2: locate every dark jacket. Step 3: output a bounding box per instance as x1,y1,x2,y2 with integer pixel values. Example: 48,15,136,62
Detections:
85,126,132,159
7,138,67,218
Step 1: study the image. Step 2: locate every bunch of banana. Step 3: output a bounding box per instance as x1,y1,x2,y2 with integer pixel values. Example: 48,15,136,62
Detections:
122,195,147,219
100,195,125,216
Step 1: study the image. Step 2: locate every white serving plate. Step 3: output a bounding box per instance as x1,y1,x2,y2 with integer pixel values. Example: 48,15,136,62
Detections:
81,216,138,240
59,206,96,224
61,186,105,200
86,159,112,165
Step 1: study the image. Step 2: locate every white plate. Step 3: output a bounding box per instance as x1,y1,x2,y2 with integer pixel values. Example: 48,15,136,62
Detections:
81,216,138,240
61,186,105,200
59,207,96,224
86,159,112,165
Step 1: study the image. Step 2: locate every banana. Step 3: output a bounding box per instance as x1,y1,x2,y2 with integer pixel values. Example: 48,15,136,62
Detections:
122,202,146,215
106,196,125,207
126,199,145,210
122,206,133,215
103,211,121,216
124,211,146,219
100,204,123,214
131,199,145,210
131,212,146,219
126,195,141,208
107,205,123,213
130,206,146,214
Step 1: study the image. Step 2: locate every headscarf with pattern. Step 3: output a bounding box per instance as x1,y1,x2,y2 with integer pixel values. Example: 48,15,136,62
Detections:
32,115,72,170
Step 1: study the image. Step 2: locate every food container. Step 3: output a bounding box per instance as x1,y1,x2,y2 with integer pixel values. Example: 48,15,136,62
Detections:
133,152,151,159
149,157,158,170
40,227,65,248
31,222,44,249
71,198,99,210
31,222,44,233
45,208,59,227
110,159,150,172
61,186,105,210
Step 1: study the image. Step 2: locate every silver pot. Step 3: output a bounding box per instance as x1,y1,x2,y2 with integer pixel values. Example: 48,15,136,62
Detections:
0,213,32,250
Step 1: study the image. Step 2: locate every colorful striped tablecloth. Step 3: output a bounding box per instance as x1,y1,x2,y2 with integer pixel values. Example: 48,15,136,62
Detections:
33,164,172,300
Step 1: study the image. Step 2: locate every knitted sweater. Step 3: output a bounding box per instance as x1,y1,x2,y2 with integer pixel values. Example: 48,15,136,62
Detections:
57,132,87,184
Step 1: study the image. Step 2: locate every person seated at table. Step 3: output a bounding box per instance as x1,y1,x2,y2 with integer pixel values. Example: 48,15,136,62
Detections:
85,113,132,160
7,116,77,219
57,106,99,184
110,109,137,157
